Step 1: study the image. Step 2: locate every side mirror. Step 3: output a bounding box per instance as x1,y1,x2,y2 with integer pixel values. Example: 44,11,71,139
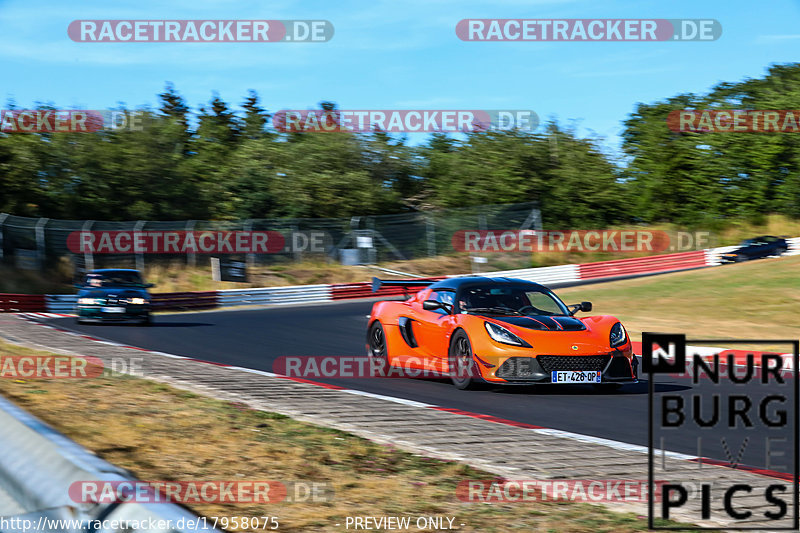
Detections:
144,283,155,288
568,301,592,315
422,299,442,311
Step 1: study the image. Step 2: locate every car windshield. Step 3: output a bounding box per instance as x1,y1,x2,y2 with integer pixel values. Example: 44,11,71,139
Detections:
85,271,145,288
458,286,569,316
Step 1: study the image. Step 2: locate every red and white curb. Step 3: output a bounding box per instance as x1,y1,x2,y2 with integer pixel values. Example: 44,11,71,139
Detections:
18,313,73,319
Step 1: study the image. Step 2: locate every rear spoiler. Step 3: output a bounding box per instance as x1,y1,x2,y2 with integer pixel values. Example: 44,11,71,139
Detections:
371,277,436,293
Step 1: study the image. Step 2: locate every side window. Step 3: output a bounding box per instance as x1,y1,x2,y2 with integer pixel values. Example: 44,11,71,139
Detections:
429,290,454,315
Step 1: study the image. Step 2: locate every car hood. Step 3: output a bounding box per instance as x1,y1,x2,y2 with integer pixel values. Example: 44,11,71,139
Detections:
491,315,586,331
77,288,150,299
478,314,627,355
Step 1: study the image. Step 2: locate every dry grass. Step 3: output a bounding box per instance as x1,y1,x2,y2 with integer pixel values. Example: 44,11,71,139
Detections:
557,254,800,346
0,340,695,533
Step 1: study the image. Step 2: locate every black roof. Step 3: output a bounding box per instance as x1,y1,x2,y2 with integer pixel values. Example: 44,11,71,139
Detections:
429,276,549,292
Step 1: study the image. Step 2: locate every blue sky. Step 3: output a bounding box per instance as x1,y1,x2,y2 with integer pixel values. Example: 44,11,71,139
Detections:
2,0,799,153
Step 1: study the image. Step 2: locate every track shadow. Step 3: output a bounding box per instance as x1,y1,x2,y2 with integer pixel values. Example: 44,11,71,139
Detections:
486,380,691,395
74,321,214,328
143,322,214,328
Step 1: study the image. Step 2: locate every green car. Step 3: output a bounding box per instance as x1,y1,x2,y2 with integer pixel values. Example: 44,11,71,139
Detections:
75,269,154,326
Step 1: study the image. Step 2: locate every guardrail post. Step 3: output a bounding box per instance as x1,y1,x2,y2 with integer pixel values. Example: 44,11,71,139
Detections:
426,215,436,257
134,220,145,272
34,217,48,270
0,213,7,262
292,224,301,262
244,219,254,269
81,220,94,271
520,206,543,231
186,220,196,267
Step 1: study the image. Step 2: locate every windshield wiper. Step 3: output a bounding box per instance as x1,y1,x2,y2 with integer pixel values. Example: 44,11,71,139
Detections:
463,306,523,316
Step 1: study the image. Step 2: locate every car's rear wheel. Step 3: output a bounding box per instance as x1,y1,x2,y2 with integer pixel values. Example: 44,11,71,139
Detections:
367,321,389,375
449,330,481,390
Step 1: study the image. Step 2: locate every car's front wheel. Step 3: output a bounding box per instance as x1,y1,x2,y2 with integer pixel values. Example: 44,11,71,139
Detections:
367,321,389,375
448,330,481,390
138,314,152,327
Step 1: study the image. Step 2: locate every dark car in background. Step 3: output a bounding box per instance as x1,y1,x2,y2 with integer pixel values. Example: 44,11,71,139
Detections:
75,269,154,325
719,236,789,263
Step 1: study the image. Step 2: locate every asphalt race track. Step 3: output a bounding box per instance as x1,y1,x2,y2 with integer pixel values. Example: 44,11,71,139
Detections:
44,300,796,475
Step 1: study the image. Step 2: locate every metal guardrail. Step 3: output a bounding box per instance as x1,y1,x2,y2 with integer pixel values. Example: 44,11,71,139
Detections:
217,284,332,306
0,395,217,533
704,245,740,266
44,294,77,313
151,291,217,311
0,294,46,313
578,250,707,280
786,236,800,256
330,278,444,300
451,264,579,285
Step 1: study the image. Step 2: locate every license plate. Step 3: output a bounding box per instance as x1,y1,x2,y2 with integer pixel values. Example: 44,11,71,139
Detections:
551,370,601,383
102,307,125,313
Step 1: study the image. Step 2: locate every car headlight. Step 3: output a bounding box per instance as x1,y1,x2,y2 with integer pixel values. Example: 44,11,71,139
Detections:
610,322,627,348
77,297,100,305
127,298,147,305
485,322,531,347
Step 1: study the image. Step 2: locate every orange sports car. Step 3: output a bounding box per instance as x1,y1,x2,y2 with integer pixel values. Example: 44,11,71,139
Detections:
366,276,637,390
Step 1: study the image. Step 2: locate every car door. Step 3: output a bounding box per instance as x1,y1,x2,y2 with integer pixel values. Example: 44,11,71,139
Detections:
754,237,773,258
762,236,782,257
412,289,457,362
743,238,764,259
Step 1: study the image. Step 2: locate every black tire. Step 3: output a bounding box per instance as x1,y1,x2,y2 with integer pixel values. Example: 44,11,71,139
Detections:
367,321,389,376
448,330,481,390
139,314,152,327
